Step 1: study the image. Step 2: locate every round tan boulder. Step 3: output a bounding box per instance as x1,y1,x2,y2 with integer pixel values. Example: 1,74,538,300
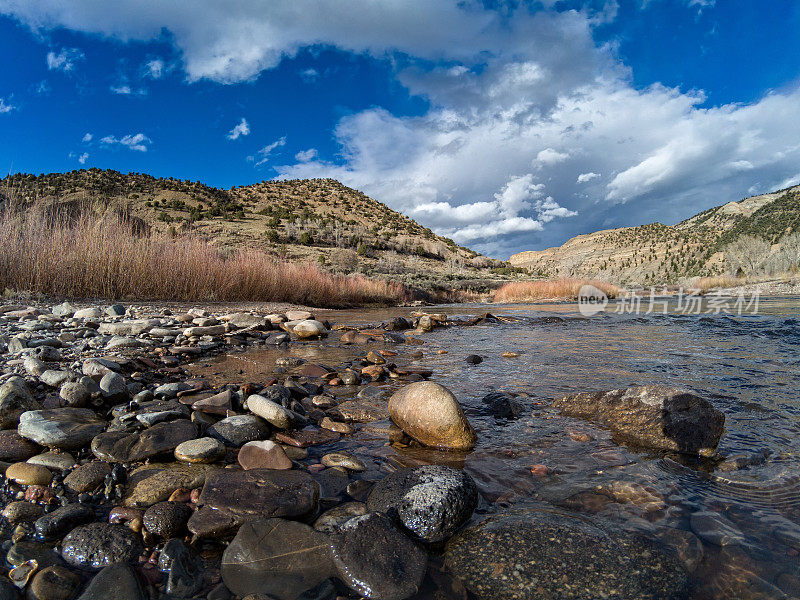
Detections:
388,382,476,451
293,320,328,340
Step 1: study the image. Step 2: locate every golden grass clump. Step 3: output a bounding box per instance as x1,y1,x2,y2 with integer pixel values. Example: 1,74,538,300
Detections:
0,205,407,307
690,276,746,293
493,278,621,303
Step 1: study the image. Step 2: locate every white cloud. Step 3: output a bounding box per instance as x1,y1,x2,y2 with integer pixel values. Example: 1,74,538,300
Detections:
226,117,250,140
78,152,89,164
82,133,93,142
6,1,800,256
110,84,131,95
300,68,319,82
100,133,151,152
248,136,286,166
536,148,570,166
294,148,318,162
144,58,165,79
0,97,16,114
46,47,84,72
34,80,50,95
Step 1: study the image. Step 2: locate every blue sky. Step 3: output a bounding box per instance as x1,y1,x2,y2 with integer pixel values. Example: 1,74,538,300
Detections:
1,1,799,258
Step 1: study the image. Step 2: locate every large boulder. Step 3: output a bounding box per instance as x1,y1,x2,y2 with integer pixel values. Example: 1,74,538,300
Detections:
18,409,106,450
293,320,328,340
445,509,689,600
388,382,476,451
554,385,725,456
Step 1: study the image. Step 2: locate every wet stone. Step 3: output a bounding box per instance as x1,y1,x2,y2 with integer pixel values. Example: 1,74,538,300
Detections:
321,452,365,472
159,538,203,598
0,431,41,462
189,469,319,536
445,509,689,600
75,564,147,600
7,541,64,569
28,566,81,600
330,512,427,600
27,450,76,471
123,463,213,508
143,501,193,539
331,400,388,423
63,462,112,493
221,518,335,600
61,523,144,571
367,465,479,543
690,511,747,547
91,419,196,462
313,502,368,534
35,504,95,539
5,462,52,486
0,377,41,428
2,501,44,524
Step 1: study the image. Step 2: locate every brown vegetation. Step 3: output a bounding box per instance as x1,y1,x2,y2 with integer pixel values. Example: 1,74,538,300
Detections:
0,204,408,307
493,278,621,303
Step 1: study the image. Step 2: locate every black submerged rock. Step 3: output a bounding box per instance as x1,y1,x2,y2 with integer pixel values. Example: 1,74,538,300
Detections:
554,385,725,456
91,419,197,462
330,512,427,600
76,564,147,600
61,523,144,571
158,538,203,598
143,501,192,539
35,504,95,539
367,465,478,543
480,391,524,420
221,518,335,600
445,508,689,600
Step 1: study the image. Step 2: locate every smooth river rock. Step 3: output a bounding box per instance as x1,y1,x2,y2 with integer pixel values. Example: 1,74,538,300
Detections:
76,564,147,600
189,469,319,537
221,518,335,600
18,409,106,450
91,419,196,462
0,377,41,429
388,382,477,450
330,512,427,600
237,440,293,470
554,385,725,456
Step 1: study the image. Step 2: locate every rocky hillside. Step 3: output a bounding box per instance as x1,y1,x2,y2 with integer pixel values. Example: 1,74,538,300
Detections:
1,169,523,294
510,184,800,285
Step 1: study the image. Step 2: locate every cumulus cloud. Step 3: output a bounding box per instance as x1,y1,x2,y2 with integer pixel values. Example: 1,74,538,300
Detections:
295,148,318,162
248,136,286,166
82,133,92,142
100,133,151,152
110,84,131,95
78,152,89,164
5,1,800,256
0,97,16,114
300,68,319,82
226,117,250,140
46,47,84,72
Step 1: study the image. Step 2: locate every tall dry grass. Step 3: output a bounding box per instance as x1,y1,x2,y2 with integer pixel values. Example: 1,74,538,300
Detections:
493,278,621,303
0,205,407,307
690,275,746,293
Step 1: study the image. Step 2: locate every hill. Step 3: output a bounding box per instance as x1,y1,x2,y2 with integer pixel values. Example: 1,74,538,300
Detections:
1,169,525,296
509,185,800,285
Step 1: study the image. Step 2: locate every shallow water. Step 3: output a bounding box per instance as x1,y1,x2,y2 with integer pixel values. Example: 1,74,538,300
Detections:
190,296,800,599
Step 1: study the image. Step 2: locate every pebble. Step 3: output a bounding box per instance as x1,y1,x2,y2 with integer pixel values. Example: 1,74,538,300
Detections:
27,451,76,471
75,563,147,600
0,430,41,462
207,415,270,447
5,462,53,486
247,394,304,430
321,452,365,472
18,408,106,450
35,503,96,539
28,566,81,600
143,501,192,538
91,419,197,462
174,437,226,463
319,417,354,434
274,427,340,448
313,502,368,534
64,462,112,493
2,501,44,524
501,351,520,358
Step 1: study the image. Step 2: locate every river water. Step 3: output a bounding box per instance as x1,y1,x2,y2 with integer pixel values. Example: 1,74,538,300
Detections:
189,296,800,599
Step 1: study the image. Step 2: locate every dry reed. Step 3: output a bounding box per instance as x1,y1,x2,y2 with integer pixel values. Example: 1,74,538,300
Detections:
0,205,407,307
493,278,621,303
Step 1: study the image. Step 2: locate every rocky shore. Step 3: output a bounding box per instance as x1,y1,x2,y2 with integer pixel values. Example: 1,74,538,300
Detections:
0,300,727,599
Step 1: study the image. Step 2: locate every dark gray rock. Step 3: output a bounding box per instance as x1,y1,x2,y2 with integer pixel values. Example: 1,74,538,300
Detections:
445,508,689,600
35,504,95,539
207,415,270,447
189,469,319,536
554,385,725,456
480,391,524,420
18,408,106,450
0,430,41,461
91,419,196,462
76,564,147,600
143,501,192,538
330,513,426,600
221,518,335,600
61,523,144,571
99,372,130,403
0,579,20,600
6,541,64,568
367,465,478,543
28,565,81,600
158,538,203,598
